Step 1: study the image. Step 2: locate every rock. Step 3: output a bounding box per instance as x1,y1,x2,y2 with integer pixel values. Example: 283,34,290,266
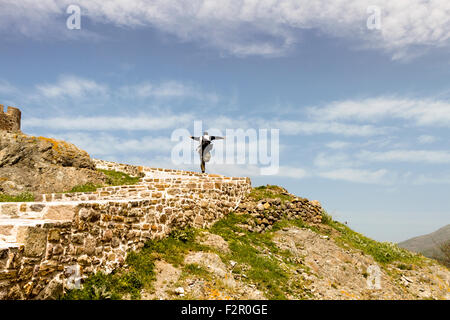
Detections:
102,230,113,242
84,237,97,256
48,229,61,242
184,252,228,277
0,131,107,195
198,232,230,253
36,278,64,300
174,287,185,295
16,226,47,258
310,200,322,208
7,284,24,300
141,260,182,300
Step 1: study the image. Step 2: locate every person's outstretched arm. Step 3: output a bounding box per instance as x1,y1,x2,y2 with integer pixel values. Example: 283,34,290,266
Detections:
211,136,225,140
190,136,200,141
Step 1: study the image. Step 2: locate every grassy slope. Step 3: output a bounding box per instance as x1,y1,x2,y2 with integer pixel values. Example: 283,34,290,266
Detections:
64,185,433,300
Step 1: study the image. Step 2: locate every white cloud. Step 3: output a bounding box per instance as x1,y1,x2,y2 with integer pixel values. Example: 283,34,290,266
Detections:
309,97,450,127
318,168,391,185
314,152,362,169
278,166,308,179
325,141,352,149
119,81,219,103
358,149,450,164
1,1,449,59
269,120,385,136
23,114,194,131
413,173,450,185
46,132,174,156
35,75,108,99
26,76,221,111
208,163,308,179
417,135,437,144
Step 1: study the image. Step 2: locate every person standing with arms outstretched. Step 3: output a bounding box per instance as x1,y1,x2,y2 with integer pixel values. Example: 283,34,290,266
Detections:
190,132,224,173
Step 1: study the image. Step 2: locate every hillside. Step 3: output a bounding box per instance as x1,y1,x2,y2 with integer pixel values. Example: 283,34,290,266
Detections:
398,225,450,267
0,131,107,195
0,131,449,300
64,185,450,300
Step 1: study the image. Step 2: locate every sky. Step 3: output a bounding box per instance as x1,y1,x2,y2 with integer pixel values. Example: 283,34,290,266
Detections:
0,0,449,242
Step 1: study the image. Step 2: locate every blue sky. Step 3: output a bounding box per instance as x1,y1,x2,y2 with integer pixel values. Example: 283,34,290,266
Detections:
1,1,450,242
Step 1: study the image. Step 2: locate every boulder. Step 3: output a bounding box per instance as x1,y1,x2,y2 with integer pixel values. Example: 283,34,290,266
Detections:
0,132,107,194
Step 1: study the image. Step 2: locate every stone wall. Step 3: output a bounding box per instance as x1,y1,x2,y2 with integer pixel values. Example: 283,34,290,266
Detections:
0,161,251,299
0,105,21,132
236,197,324,232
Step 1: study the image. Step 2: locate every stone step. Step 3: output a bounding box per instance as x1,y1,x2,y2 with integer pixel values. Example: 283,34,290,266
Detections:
0,219,64,244
0,203,78,221
0,203,46,219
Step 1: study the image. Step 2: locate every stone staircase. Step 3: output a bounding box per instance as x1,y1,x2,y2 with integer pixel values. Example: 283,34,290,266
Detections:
0,159,251,299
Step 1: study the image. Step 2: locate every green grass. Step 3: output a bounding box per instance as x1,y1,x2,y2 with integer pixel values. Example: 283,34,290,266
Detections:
0,192,35,202
63,249,155,300
68,182,102,193
321,211,423,265
99,169,140,186
183,264,212,278
63,227,205,300
65,169,141,194
249,185,295,202
63,185,430,300
143,227,208,266
210,213,297,300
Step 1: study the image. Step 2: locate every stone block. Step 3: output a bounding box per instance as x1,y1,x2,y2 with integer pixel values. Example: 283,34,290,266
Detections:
16,227,48,258
43,205,76,220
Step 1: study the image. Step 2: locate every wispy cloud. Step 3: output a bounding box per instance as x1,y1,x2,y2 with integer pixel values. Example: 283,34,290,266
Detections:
269,120,386,137
119,81,219,103
44,132,174,156
318,168,392,185
23,114,194,131
1,1,449,60
314,152,362,169
309,97,450,127
417,135,437,144
358,149,450,164
35,75,109,99
325,141,353,150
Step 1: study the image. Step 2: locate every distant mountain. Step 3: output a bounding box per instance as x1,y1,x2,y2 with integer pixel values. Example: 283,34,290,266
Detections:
398,224,450,262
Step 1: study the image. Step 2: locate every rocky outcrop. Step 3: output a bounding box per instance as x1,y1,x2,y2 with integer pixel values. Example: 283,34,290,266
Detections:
0,132,106,195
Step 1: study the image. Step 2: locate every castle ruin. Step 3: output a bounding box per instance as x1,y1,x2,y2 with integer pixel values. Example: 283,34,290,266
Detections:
0,105,21,132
